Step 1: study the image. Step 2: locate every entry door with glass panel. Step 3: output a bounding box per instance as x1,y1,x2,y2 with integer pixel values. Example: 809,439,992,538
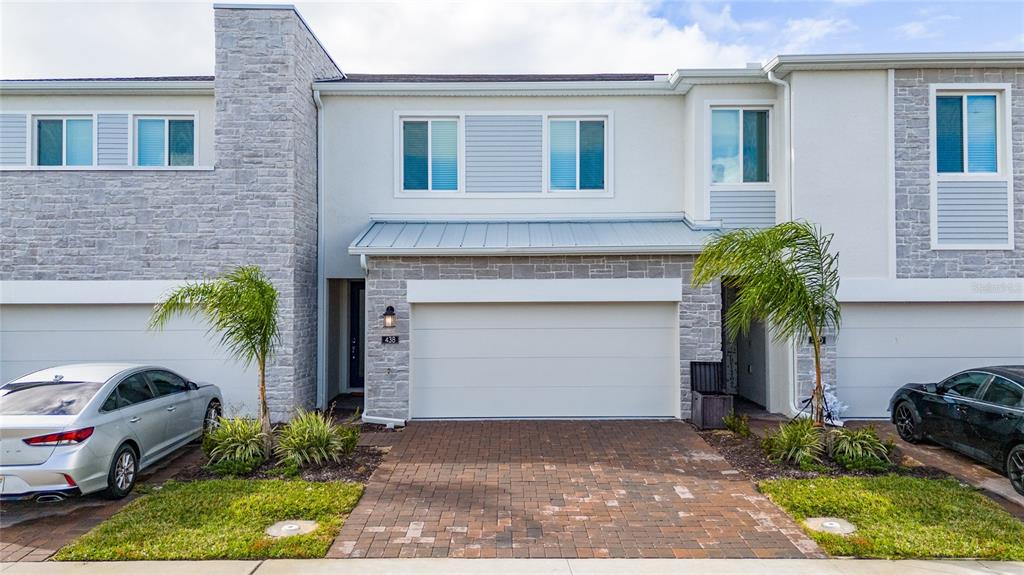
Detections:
348,281,365,390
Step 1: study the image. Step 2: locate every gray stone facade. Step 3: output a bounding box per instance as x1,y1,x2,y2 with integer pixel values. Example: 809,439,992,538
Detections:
0,6,340,419
362,255,723,421
894,68,1024,278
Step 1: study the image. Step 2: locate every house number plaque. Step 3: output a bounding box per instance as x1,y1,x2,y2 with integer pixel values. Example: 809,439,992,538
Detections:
381,335,400,344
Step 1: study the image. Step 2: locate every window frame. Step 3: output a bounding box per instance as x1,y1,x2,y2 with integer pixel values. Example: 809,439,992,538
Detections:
544,115,610,194
939,371,991,399
978,376,1024,409
133,114,197,168
395,114,464,194
393,110,613,198
706,103,773,190
99,371,158,413
31,114,96,167
144,369,189,397
928,83,1014,251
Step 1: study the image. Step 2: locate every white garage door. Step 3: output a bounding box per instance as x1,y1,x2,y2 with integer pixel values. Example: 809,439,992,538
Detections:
837,302,1024,418
410,302,679,419
0,304,258,415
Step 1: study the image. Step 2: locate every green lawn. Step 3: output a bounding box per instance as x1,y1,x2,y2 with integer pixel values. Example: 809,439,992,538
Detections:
55,479,363,560
760,475,1024,560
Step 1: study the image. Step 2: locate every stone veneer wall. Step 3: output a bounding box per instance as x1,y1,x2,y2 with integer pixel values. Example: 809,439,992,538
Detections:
0,6,340,419
363,255,723,421
894,68,1024,278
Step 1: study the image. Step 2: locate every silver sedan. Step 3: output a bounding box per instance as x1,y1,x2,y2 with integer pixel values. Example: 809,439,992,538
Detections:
0,364,222,501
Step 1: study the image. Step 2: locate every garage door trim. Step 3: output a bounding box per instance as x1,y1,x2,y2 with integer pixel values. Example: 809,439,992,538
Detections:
407,278,683,304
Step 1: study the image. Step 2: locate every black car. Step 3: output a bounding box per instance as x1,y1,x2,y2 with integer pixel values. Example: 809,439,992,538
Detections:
888,366,1024,496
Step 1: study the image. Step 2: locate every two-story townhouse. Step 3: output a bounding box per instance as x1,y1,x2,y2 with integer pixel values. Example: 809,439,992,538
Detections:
2,4,1021,424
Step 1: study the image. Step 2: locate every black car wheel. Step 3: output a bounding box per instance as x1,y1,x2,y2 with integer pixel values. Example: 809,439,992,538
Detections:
894,401,921,443
203,400,222,435
101,444,138,499
1008,445,1024,497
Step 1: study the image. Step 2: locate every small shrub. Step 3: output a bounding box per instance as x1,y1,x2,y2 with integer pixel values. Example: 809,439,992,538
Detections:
762,418,823,465
274,409,360,467
205,417,266,467
274,458,301,479
831,425,888,460
722,412,752,437
208,457,262,477
834,453,891,472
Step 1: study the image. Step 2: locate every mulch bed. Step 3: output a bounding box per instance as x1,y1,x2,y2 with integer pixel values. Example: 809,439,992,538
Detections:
697,427,950,482
174,445,387,484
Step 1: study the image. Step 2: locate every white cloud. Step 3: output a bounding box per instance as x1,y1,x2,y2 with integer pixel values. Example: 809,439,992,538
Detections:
893,13,958,40
779,17,854,54
1,0,764,79
686,2,770,35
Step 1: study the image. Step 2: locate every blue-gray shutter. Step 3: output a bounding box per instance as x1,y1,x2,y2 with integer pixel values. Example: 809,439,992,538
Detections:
96,113,130,166
465,115,542,193
935,181,1009,245
0,113,27,165
710,189,776,229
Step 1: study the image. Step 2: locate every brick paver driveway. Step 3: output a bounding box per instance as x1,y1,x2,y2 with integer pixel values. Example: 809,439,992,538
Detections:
330,421,821,559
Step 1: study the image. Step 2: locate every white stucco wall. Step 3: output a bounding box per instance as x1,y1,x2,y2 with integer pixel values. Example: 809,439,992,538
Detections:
790,70,891,279
321,94,690,278
0,94,216,166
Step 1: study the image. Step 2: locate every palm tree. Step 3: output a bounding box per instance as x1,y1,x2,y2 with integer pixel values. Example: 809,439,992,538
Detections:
149,265,279,453
692,221,841,426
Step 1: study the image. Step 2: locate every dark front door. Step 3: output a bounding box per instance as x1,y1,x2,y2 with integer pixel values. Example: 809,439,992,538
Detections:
348,280,365,390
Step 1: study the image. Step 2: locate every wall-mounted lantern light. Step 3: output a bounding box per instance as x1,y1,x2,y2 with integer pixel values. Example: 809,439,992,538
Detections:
382,305,397,329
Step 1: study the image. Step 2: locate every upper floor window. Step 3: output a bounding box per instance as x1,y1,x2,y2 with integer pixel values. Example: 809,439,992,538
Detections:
35,116,93,166
936,93,999,174
135,116,195,167
549,117,605,191
711,108,768,184
401,117,458,191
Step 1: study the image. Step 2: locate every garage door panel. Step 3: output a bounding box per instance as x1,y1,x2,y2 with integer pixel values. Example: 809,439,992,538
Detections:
1,304,258,417
412,327,676,359
412,385,676,419
410,301,679,419
413,302,676,329
837,326,1024,357
413,356,675,389
838,302,1024,419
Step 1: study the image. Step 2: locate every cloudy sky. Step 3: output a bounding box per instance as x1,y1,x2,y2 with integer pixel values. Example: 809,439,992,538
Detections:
1,0,1022,79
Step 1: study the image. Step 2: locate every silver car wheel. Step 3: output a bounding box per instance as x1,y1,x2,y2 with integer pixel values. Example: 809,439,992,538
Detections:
115,450,136,491
895,403,916,440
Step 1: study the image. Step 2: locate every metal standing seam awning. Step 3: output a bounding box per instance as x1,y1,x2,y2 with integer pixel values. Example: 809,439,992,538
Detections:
348,218,720,256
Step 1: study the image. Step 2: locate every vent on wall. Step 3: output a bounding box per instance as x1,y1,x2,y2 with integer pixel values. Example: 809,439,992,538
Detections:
464,114,543,193
710,189,776,230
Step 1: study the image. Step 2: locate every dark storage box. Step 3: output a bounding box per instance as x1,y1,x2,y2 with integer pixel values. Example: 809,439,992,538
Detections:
691,390,734,430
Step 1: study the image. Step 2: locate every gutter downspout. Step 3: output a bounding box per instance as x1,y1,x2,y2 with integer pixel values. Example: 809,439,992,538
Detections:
314,89,327,411
765,68,802,417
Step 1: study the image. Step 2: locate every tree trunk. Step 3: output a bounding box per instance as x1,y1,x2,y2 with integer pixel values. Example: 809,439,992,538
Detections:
811,334,825,427
258,356,273,456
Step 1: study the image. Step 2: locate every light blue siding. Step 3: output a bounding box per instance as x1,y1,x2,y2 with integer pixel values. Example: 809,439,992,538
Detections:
465,115,542,193
0,113,27,165
96,114,129,166
710,189,776,229
936,180,1009,245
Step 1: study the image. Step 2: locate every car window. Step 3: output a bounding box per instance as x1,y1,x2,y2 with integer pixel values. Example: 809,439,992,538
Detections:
145,370,188,396
0,381,105,415
100,389,120,412
981,376,1024,408
941,372,989,398
117,374,155,406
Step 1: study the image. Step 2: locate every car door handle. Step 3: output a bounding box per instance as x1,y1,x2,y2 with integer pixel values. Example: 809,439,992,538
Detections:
129,417,141,423
166,406,177,412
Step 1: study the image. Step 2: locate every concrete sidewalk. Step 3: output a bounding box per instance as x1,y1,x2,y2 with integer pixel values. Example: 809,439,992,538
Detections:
2,559,1022,575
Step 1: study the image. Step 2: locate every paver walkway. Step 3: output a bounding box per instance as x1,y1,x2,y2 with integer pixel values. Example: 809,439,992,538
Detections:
329,420,821,559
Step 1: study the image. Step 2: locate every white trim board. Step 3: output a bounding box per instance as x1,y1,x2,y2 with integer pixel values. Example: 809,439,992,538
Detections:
0,280,186,305
406,279,682,304
838,278,1024,303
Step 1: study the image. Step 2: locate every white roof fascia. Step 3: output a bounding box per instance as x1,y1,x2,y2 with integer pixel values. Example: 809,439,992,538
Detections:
765,52,1024,76
0,80,214,96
